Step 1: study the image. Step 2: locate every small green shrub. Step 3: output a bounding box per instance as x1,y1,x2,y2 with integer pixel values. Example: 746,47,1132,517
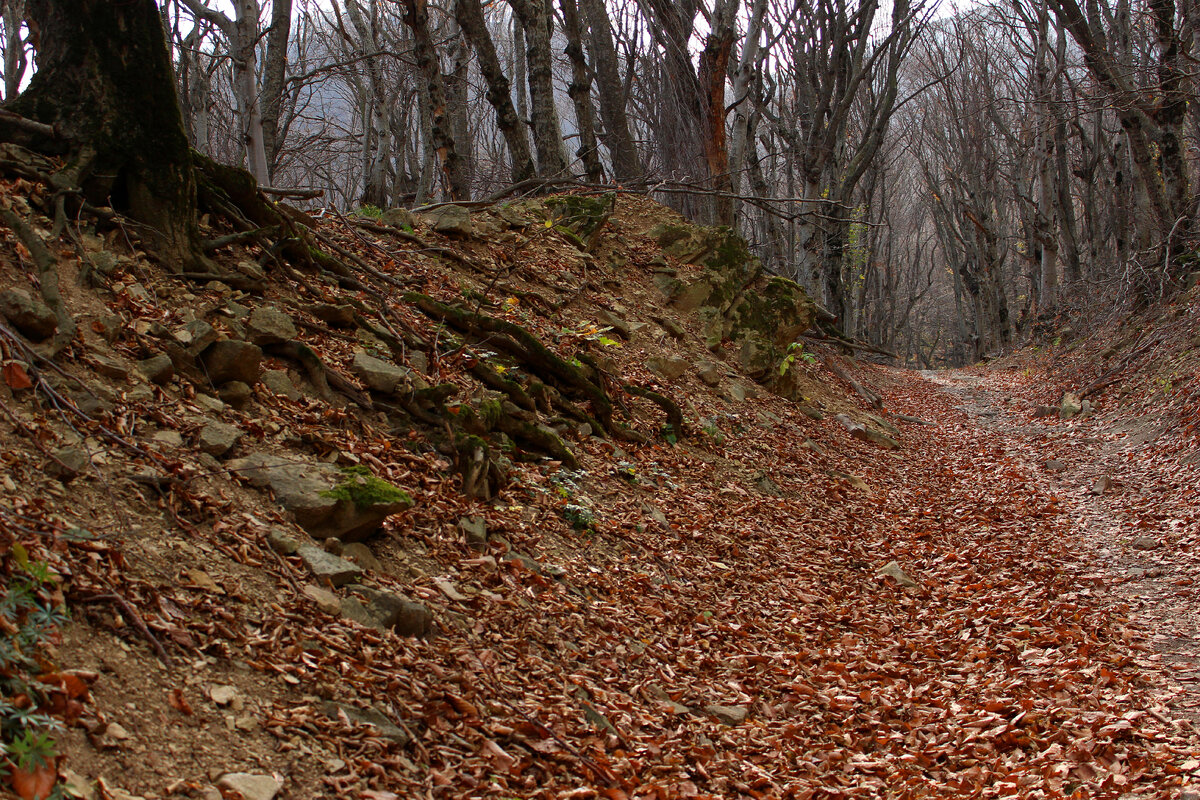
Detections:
320,465,412,508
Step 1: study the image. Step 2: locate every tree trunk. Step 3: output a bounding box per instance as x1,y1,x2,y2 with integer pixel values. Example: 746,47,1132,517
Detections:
455,0,535,183
577,0,638,182
559,0,602,183
260,0,292,181
697,0,738,225
2,0,27,102
509,0,568,177
9,0,204,271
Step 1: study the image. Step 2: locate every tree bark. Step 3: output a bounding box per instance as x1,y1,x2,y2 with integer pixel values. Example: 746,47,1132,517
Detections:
508,0,568,177
455,0,535,183
577,0,638,182
559,0,602,183
260,0,292,181
9,0,205,271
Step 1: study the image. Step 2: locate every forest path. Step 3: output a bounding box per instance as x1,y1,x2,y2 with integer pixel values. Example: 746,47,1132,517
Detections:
913,366,1200,733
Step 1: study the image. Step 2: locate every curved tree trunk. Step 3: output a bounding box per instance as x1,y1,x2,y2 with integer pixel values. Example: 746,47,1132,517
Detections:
8,0,204,271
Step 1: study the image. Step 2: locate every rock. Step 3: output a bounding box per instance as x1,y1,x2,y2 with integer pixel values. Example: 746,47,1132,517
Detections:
1079,399,1094,419
595,307,632,340
266,528,300,555
753,471,781,495
381,207,416,230
218,381,253,409
704,704,749,725
246,306,297,346
90,353,132,382
646,355,689,381
260,369,300,401
200,340,262,386
351,351,409,393
322,702,410,744
209,685,240,707
1044,459,1066,472
0,287,57,340
459,516,488,550
652,315,686,340
306,302,357,328
434,578,469,602
726,383,748,403
137,354,174,385
216,773,281,800
227,455,412,541
341,587,432,636
198,421,242,457
424,204,473,237
152,430,183,448
1091,475,1113,495
671,280,713,313
195,394,225,413
296,544,362,586
1032,405,1058,418
303,585,342,615
1059,392,1083,419
173,320,220,356
737,331,776,379
341,542,382,572
408,350,429,374
1131,536,1159,551
835,414,900,449
696,361,724,387
797,405,824,420
48,446,90,482
878,561,919,588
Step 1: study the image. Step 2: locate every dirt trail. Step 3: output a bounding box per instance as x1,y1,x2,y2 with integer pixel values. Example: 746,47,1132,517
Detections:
919,368,1200,731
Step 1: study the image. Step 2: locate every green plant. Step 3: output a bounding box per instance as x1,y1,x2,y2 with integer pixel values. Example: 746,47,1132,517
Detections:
1,545,69,787
351,204,384,220
320,465,413,508
562,503,596,531
778,342,817,377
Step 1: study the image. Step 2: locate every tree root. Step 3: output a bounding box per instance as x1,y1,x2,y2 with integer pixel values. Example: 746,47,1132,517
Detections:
0,207,76,357
623,385,684,440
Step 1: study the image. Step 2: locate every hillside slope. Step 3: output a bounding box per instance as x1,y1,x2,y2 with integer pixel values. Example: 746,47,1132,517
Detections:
0,185,1195,798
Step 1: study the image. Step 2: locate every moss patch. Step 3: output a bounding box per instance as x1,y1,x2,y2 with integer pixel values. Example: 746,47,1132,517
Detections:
320,465,413,509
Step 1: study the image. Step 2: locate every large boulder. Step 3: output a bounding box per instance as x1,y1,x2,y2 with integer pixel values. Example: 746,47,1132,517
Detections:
352,351,410,394
0,288,57,340
227,454,412,541
246,305,297,346
422,204,473,237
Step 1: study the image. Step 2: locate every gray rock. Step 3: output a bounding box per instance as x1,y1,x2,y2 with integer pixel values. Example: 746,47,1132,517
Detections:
878,560,919,588
1044,459,1066,472
246,306,297,346
297,544,362,586
671,280,713,313
304,584,342,615
90,353,132,382
704,704,749,725
753,471,781,496
216,773,281,800
595,307,632,340
137,354,174,385
1059,392,1083,419
459,516,488,550
198,421,242,457
726,383,748,403
152,430,184,448
646,355,690,381
341,586,432,636
381,207,416,230
425,204,473,237
218,380,253,409
195,394,225,413
267,528,300,555
322,701,410,744
48,446,90,482
1032,406,1058,418
306,302,357,328
174,320,220,355
226,454,412,541
653,315,687,340
1132,536,1159,551
1091,475,1113,495
696,361,724,387
797,405,824,421
352,351,409,394
1079,399,1094,419
341,542,382,572
835,414,900,449
200,340,262,385
0,288,57,340
260,369,300,401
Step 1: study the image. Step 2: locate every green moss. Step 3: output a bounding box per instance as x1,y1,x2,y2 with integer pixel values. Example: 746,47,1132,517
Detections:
546,193,615,238
320,465,413,509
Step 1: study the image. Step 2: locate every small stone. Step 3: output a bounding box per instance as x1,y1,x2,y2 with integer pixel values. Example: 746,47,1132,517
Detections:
208,685,240,707
322,701,410,744
306,303,357,328
1044,459,1066,472
266,529,300,555
425,204,473,237
303,585,342,615
352,351,409,394
696,361,724,387
195,394,225,413
90,353,132,382
1091,475,1113,495
216,773,281,800
198,421,242,457
218,381,253,409
152,430,183,448
0,287,57,340
382,207,416,230
1059,392,1083,419
260,369,300,401
646,355,690,380
459,516,488,550
704,704,748,725
434,578,469,602
48,446,90,482
175,320,220,355
200,340,262,386
340,587,432,636
653,316,686,340
297,545,362,586
341,542,382,572
1032,405,1057,418
797,405,824,420
1131,536,1159,551
246,306,297,347
878,561,919,588
136,354,174,385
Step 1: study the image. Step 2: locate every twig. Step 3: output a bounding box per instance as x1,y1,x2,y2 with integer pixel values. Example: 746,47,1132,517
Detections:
76,592,173,667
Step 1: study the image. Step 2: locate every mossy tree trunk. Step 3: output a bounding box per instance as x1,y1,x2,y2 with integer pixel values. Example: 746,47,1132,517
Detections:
7,0,205,272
